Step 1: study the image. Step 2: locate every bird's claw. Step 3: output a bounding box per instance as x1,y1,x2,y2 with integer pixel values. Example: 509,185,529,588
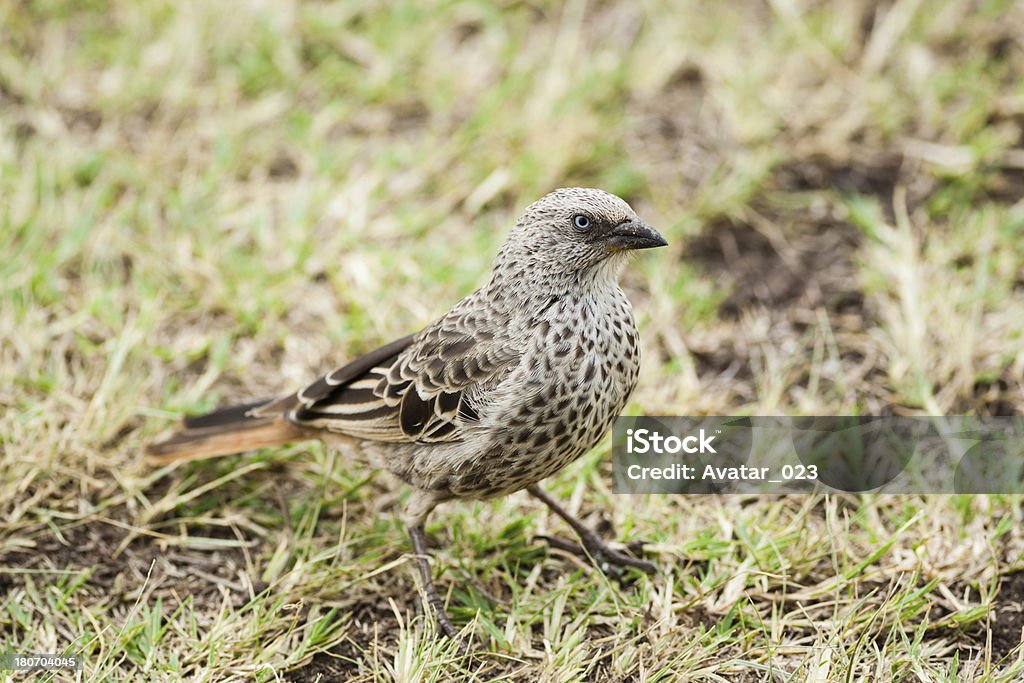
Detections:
537,532,657,576
430,600,472,653
580,529,658,575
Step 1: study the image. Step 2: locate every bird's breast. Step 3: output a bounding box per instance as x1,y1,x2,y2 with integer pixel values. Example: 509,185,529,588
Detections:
407,288,642,500
498,291,640,473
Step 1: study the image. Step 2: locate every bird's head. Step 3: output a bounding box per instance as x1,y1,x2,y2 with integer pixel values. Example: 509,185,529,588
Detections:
493,188,667,290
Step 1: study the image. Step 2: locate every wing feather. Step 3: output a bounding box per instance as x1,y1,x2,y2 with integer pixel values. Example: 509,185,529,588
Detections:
285,295,520,444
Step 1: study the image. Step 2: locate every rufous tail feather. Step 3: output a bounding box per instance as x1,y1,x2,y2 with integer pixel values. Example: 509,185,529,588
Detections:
146,400,304,463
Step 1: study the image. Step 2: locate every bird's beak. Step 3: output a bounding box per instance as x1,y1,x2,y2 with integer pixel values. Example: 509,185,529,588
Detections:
604,220,668,252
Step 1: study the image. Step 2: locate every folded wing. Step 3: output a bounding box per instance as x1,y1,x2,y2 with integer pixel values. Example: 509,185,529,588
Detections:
281,302,519,444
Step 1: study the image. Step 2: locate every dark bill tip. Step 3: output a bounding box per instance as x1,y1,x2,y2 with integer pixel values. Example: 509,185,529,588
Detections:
604,220,668,252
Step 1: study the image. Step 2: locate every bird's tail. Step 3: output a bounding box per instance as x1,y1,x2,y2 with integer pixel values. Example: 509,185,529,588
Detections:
146,399,305,464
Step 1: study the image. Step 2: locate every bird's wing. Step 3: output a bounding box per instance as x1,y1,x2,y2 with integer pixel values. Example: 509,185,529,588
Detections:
282,301,519,443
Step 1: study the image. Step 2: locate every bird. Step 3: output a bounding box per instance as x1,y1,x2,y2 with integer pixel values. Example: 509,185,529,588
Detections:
147,187,667,647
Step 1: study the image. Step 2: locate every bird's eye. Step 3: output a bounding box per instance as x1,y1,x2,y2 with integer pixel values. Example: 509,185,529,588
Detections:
571,214,591,231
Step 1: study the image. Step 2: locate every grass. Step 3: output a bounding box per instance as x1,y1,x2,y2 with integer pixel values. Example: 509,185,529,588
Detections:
1,0,1024,680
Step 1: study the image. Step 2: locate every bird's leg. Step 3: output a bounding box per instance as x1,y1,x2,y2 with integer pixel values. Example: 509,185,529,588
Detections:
407,523,470,651
403,492,470,649
527,485,657,575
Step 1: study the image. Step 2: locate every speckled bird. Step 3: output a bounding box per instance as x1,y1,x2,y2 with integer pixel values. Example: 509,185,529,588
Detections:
148,187,667,645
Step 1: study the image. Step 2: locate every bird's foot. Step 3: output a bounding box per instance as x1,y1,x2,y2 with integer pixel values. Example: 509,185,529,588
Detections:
579,527,658,575
527,485,657,576
428,593,471,654
539,532,656,576
408,523,472,654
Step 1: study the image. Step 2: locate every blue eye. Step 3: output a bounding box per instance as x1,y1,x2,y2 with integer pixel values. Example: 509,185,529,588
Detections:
572,214,591,231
